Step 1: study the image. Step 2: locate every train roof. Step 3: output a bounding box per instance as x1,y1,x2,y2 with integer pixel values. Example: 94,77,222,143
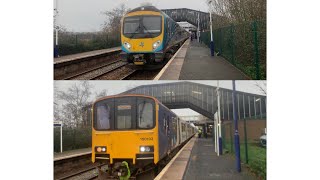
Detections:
128,6,161,13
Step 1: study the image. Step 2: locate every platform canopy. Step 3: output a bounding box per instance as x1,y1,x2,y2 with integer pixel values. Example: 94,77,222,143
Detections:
121,81,266,120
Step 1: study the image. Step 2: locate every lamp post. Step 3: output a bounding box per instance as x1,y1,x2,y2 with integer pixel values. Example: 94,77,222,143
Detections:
197,12,200,43
232,80,241,172
208,0,215,56
54,0,59,58
217,81,222,155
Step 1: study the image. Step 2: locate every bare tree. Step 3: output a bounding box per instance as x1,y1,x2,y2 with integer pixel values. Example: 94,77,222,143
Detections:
102,4,130,36
56,81,93,128
54,85,62,122
94,89,108,99
207,0,266,25
255,81,266,95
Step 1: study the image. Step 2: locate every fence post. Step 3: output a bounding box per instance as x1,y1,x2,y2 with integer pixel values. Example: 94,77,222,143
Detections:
231,24,235,65
244,118,248,164
230,123,233,153
219,28,222,55
253,21,261,79
75,34,78,47
222,124,226,149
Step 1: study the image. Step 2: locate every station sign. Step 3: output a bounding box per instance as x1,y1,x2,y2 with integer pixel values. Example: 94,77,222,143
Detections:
54,121,62,127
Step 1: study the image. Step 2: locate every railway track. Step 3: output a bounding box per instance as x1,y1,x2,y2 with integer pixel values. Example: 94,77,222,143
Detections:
56,163,107,180
54,138,192,180
121,69,160,80
64,60,128,80
93,64,136,80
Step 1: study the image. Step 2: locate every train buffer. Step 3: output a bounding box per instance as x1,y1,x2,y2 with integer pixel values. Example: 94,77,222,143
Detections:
154,39,250,80
155,138,256,180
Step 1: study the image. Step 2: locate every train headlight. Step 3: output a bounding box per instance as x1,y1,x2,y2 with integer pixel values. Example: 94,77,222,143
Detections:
139,146,154,152
95,146,107,153
140,147,145,152
124,42,131,49
152,40,161,49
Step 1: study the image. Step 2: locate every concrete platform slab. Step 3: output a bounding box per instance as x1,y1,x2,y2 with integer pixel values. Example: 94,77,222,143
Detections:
183,138,257,180
155,39,250,80
179,41,250,80
154,40,190,80
54,148,91,161
54,47,121,64
155,137,257,180
155,138,196,180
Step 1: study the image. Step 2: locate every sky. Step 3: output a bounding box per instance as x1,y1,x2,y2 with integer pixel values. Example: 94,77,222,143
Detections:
55,0,209,32
54,80,266,117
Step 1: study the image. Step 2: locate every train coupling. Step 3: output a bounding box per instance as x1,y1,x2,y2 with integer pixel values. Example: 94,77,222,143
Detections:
97,161,131,180
133,54,146,65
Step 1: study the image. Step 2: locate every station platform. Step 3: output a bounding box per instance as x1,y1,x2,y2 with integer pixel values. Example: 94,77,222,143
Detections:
54,148,91,161
156,138,257,180
155,40,250,80
54,47,121,64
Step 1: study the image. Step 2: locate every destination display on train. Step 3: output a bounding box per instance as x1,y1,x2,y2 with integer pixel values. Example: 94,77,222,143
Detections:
117,105,132,110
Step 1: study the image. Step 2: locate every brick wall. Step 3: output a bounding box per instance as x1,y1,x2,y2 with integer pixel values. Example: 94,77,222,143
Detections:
222,119,266,142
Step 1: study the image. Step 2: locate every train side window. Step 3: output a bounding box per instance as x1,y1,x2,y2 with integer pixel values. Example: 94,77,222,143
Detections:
96,104,111,130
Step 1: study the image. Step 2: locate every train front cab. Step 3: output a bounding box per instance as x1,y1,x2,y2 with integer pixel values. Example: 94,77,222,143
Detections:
91,95,160,169
120,9,165,65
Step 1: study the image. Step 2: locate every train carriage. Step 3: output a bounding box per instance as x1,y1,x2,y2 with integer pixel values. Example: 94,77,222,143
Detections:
91,94,196,179
120,6,190,65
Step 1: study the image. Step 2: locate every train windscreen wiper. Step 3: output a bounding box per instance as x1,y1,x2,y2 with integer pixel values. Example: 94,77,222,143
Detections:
128,25,141,39
140,24,155,38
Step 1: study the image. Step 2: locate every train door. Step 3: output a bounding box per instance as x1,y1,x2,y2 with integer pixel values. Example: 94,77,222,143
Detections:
177,118,181,145
166,115,171,153
172,117,178,148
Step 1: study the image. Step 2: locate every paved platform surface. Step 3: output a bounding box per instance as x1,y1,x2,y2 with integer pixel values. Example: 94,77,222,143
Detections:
155,40,190,80
179,40,249,80
155,138,196,180
54,148,91,161
184,138,257,180
54,46,121,64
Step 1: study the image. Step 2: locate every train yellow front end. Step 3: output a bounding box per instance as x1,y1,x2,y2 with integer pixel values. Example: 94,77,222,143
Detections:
120,7,165,65
91,95,159,168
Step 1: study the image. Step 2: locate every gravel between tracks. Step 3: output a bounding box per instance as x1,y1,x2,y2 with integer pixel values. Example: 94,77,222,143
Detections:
69,61,127,80
126,70,160,80
67,165,108,180
94,65,136,80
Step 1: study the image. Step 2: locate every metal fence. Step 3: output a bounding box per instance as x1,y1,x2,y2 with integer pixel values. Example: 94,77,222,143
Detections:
200,21,266,80
54,127,91,153
55,32,121,56
221,119,266,179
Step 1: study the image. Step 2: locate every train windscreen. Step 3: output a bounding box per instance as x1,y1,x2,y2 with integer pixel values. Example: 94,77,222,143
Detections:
137,98,154,128
94,97,155,130
123,16,162,38
95,100,113,130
